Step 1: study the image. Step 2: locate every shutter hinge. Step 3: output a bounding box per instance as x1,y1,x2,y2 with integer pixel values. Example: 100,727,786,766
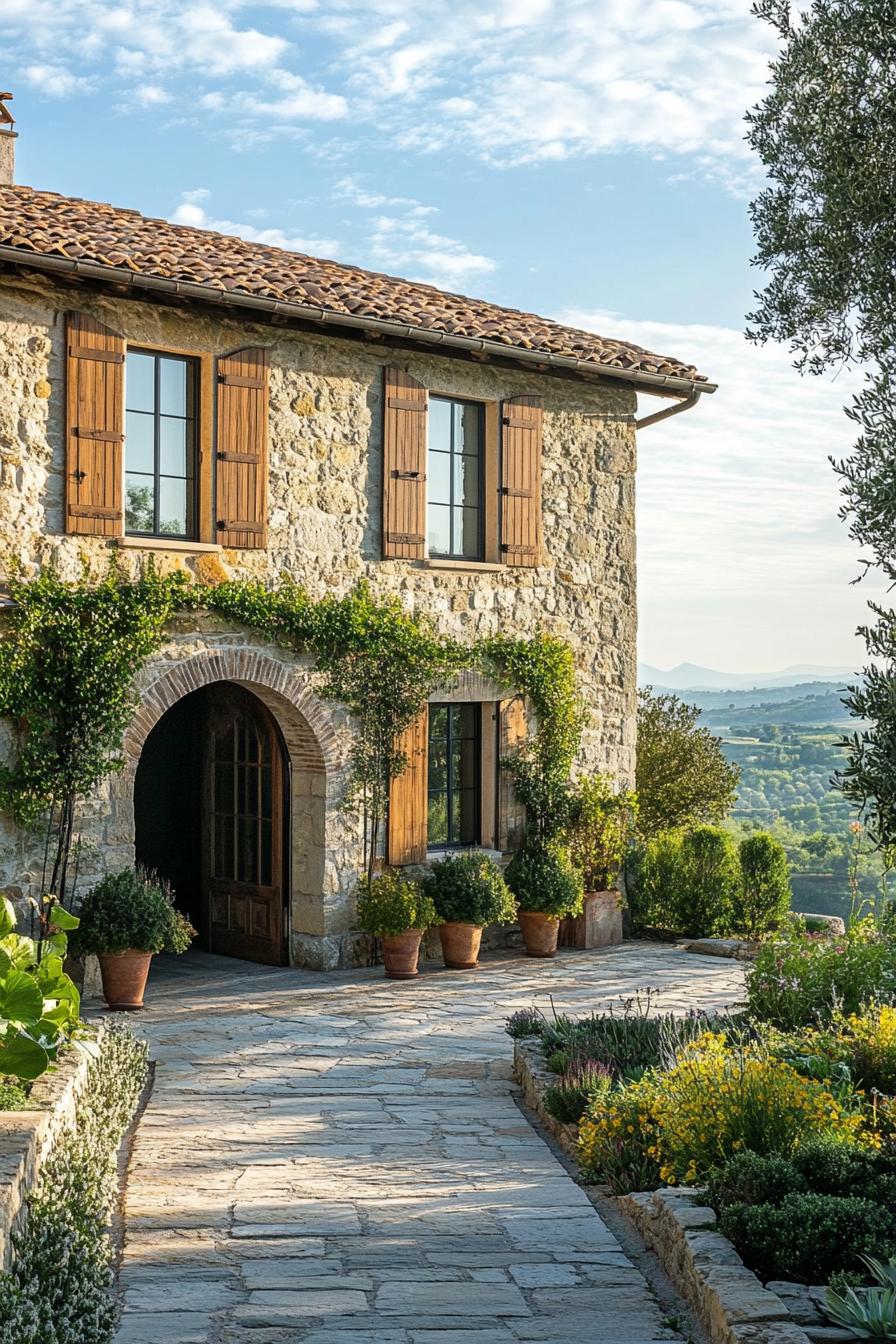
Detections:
387,532,425,545
500,486,534,498
501,544,538,555
392,469,426,481
218,519,265,534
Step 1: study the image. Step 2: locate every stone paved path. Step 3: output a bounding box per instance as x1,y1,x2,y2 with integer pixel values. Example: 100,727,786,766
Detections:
111,943,744,1344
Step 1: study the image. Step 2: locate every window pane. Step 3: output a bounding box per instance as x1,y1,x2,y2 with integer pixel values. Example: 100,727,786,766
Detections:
457,788,478,844
429,705,448,738
214,761,234,812
428,737,447,792
453,506,480,558
125,411,154,475
457,704,479,739
158,477,187,535
126,352,155,413
428,450,451,506
125,475,155,532
429,398,452,453
159,357,187,416
457,403,481,456
159,416,188,477
428,792,449,846
456,453,480,510
428,504,451,557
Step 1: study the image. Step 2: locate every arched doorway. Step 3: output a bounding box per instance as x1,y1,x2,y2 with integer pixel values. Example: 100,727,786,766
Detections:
134,682,288,965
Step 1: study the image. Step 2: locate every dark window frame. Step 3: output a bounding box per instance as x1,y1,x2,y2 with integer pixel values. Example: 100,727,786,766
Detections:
125,347,199,540
427,702,482,849
427,395,485,561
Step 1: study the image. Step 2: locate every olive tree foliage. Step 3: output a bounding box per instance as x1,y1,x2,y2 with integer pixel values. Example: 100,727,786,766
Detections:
636,689,740,839
746,0,896,844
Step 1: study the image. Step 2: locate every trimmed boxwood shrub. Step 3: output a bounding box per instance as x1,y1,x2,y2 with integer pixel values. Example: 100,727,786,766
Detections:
74,868,195,956
505,846,583,917
356,870,435,936
735,832,791,938
720,1191,896,1284
422,853,515,927
0,1020,148,1344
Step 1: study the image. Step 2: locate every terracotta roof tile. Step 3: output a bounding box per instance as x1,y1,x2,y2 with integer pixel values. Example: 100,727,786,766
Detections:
0,185,711,388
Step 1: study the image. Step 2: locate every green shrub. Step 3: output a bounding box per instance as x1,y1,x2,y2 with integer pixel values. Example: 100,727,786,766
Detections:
505,846,583,917
356,870,435,936
0,1080,27,1110
735,832,792,938
632,830,683,931
0,1020,148,1344
543,1059,611,1124
422,853,516,927
545,1048,570,1075
790,1139,896,1204
565,774,637,891
746,920,896,1029
75,868,195,956
705,1150,808,1211
632,826,740,937
720,1192,896,1284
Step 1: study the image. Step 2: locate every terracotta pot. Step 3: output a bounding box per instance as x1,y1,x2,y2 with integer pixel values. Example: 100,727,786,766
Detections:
518,910,560,958
381,929,424,980
98,950,153,1010
438,921,482,970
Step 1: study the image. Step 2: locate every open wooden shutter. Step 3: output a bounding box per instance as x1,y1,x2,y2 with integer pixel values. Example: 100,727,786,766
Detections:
496,696,528,852
500,395,543,567
216,347,269,549
383,368,427,559
387,710,428,865
65,313,125,536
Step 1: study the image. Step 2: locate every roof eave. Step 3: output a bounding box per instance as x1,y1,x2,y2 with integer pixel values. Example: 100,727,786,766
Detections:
0,245,717,398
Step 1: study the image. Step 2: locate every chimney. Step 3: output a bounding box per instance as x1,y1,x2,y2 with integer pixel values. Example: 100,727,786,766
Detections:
0,94,16,186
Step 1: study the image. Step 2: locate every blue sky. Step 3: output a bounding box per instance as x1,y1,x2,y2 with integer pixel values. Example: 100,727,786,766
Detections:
1,0,877,674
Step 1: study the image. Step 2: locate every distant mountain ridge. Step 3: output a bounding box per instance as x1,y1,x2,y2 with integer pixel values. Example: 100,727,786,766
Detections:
638,661,860,691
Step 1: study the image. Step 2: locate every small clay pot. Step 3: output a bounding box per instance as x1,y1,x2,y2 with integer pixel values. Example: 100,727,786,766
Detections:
382,929,424,980
438,921,483,970
98,950,153,1009
518,910,560,958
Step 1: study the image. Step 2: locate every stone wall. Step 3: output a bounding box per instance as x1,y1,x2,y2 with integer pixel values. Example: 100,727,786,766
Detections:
0,272,638,968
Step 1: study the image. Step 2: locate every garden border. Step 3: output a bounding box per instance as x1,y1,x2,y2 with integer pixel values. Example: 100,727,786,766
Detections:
0,1024,106,1269
512,1037,837,1344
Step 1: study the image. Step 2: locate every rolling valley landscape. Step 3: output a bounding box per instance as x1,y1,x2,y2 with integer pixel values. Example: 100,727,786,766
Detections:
639,665,882,921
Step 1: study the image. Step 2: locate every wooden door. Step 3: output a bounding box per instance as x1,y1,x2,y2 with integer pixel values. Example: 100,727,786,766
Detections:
203,685,285,965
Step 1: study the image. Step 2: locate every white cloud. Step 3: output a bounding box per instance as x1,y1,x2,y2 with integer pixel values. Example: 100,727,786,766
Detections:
367,214,496,291
23,62,92,98
169,195,340,258
563,308,879,669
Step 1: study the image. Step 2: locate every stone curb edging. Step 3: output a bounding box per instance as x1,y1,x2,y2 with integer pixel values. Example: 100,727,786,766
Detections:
512,1038,579,1161
620,1187,814,1344
0,1025,105,1270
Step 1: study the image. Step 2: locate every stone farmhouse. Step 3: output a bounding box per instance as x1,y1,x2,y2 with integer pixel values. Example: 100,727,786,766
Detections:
0,106,714,968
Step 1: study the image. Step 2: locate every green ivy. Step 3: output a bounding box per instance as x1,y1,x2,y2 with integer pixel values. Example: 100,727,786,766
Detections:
0,569,586,882
0,1020,148,1344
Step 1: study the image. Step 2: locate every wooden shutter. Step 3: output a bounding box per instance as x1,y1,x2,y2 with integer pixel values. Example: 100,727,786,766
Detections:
65,313,125,536
383,368,427,559
387,710,428,865
216,347,269,549
500,395,543,567
496,696,528,852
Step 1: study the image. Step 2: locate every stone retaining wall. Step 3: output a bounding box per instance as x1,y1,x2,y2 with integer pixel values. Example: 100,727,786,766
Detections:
0,1027,105,1269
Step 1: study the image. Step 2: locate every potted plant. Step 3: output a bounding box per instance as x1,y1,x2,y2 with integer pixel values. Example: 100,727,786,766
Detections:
421,853,516,969
563,775,637,948
356,870,435,979
506,845,583,957
74,868,195,1009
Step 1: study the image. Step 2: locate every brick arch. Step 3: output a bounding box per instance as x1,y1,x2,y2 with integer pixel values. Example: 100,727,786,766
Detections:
123,647,343,774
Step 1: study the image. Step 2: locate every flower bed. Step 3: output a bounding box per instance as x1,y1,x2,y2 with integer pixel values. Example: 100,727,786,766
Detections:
507,916,896,1341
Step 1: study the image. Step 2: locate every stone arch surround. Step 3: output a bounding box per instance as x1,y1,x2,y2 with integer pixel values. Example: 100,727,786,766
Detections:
110,641,364,970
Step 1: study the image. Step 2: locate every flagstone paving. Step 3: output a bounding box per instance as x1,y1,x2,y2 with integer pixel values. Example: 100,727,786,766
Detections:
110,942,744,1344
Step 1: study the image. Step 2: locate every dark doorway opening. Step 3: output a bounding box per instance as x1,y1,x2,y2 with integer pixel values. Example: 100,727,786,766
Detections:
134,682,288,965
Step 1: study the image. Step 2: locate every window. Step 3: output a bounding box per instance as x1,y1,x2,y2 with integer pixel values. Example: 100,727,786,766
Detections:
125,350,198,538
427,703,481,848
427,396,484,559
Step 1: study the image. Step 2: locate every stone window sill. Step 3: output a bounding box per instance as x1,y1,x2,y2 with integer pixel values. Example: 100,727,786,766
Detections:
426,847,503,862
417,558,506,574
112,537,223,555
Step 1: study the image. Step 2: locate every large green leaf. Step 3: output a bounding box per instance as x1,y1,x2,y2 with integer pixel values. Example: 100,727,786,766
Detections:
0,897,14,938
47,905,79,932
0,933,35,969
0,968,43,1026
0,1030,49,1081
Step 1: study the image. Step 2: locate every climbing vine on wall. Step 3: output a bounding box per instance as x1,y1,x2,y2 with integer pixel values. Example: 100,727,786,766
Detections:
0,566,587,886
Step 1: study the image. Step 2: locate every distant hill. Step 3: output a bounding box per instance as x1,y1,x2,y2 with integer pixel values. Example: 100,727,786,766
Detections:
638,661,860,691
